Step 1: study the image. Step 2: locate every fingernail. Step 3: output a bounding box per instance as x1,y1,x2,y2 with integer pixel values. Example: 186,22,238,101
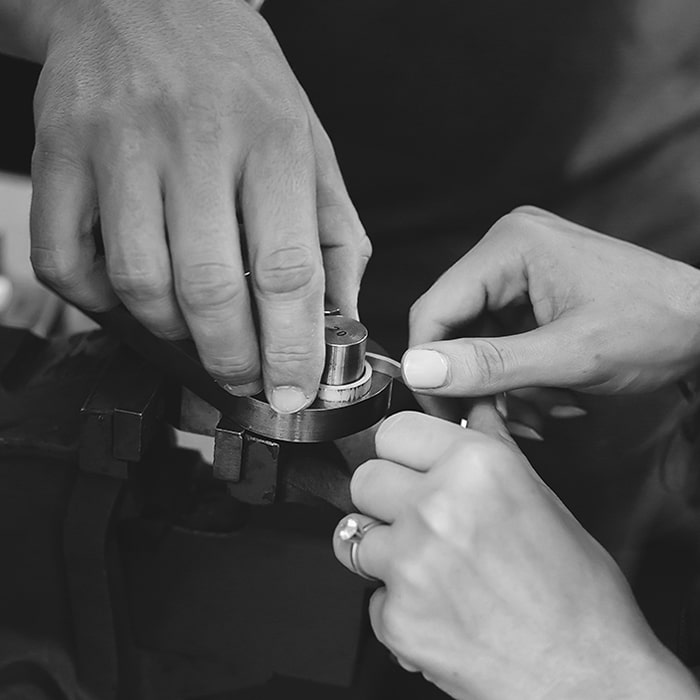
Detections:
402,349,449,389
270,386,311,414
507,420,544,442
222,379,264,397
0,276,12,312
549,405,587,419
495,393,508,420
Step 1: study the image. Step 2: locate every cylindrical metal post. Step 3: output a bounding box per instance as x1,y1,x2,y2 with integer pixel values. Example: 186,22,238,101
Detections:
321,316,368,386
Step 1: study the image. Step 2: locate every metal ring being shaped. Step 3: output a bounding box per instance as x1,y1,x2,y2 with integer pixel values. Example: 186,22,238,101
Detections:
222,353,395,443
339,516,382,581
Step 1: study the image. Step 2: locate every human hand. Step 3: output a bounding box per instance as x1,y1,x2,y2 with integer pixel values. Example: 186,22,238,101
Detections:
25,0,370,412
334,407,699,700
404,207,700,408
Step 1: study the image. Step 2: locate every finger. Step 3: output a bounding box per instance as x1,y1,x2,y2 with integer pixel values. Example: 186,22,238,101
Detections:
509,386,587,419
374,411,480,471
242,119,325,413
305,101,371,320
464,398,516,446
402,316,587,395
30,149,115,311
367,588,420,673
333,513,391,582
166,155,262,395
502,393,545,440
414,394,509,427
94,152,187,339
367,586,389,647
350,459,423,523
408,217,532,347
412,394,469,424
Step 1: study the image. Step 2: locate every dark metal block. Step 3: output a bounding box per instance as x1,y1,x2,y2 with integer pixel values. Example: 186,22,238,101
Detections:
227,432,280,505
213,417,244,483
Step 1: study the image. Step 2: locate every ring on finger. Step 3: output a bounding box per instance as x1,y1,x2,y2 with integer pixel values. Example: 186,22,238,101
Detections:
338,516,382,581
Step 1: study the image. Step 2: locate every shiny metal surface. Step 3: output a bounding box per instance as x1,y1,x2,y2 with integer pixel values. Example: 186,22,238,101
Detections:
226,354,393,443
321,316,368,386
317,361,372,404
86,304,394,444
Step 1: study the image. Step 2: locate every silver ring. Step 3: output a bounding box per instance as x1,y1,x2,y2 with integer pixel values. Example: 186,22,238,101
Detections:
339,516,382,581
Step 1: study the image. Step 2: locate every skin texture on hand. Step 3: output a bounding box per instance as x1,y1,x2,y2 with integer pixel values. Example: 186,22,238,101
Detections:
334,408,700,700
9,0,371,412
403,207,700,417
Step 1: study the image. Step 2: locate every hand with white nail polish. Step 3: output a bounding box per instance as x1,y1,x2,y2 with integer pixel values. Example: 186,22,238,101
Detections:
1,0,371,414
405,207,700,411
333,406,699,700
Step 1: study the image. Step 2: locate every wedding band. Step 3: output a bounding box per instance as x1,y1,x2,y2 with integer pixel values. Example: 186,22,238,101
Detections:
338,516,382,581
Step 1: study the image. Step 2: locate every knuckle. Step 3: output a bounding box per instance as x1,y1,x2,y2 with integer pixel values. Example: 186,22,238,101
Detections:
460,339,511,389
176,90,228,147
31,246,82,290
414,489,461,538
99,127,149,165
203,355,259,382
489,207,544,242
317,193,367,240
108,265,172,303
451,442,505,493
392,554,429,593
574,323,608,379
358,232,373,263
177,262,245,314
32,127,84,176
152,325,189,341
37,102,96,141
510,204,547,218
262,112,312,149
264,341,317,367
254,244,321,296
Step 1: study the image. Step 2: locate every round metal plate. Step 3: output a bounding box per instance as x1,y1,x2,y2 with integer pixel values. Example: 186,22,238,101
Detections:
223,355,394,443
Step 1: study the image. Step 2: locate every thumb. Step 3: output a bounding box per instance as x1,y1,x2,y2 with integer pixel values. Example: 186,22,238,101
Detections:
401,318,586,396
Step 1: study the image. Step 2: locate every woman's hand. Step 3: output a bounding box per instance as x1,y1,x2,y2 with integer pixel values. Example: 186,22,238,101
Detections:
334,407,700,700
4,0,370,413
404,207,700,405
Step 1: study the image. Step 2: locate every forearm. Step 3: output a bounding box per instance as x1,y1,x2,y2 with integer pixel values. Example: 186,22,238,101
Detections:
0,0,54,62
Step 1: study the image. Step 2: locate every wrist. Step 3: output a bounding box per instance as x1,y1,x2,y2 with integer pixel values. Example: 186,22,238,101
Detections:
563,638,700,700
627,644,700,700
0,0,59,63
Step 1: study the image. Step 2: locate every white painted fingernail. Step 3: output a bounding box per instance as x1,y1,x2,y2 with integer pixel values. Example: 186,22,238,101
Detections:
495,392,508,420
549,405,587,419
270,385,311,414
401,349,449,389
507,420,544,442
222,379,264,397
